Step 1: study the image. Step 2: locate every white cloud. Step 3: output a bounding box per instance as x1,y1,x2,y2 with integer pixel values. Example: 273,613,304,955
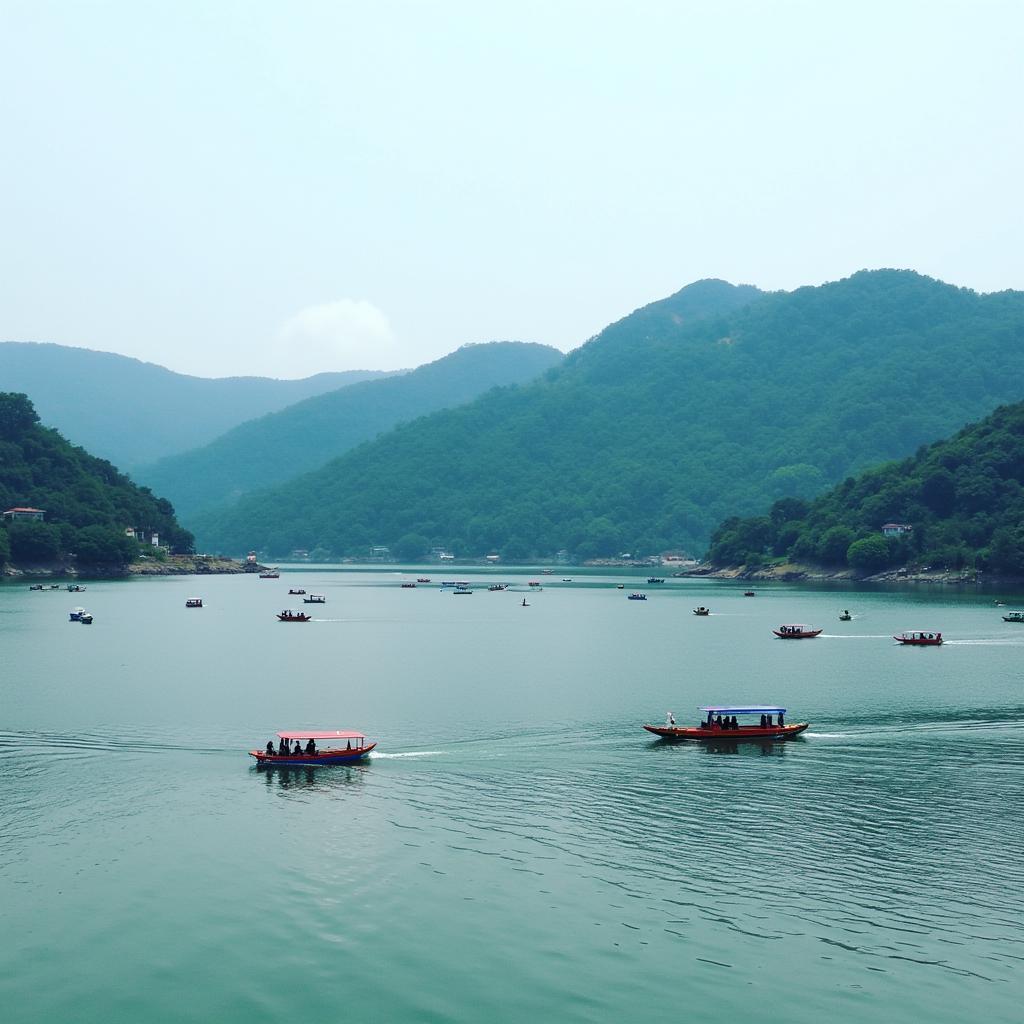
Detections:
278,298,399,375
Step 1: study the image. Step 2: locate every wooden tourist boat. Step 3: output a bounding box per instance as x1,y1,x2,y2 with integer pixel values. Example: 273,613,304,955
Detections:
488,584,508,591
644,705,808,741
1002,611,1024,623
303,594,326,603
277,610,312,622
250,730,376,767
773,623,822,639
288,588,306,595
185,598,203,608
694,606,710,616
893,630,943,645
628,593,647,601
417,577,431,583
647,577,665,584
401,582,417,588
453,586,473,595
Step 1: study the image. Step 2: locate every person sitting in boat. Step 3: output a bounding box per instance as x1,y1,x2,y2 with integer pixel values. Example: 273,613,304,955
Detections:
766,714,773,727
293,740,303,756
266,741,275,756
305,738,317,755
278,738,289,756
778,712,784,726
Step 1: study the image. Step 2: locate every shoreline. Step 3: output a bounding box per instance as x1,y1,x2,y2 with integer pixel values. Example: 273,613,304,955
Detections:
2,555,249,579
679,561,1022,587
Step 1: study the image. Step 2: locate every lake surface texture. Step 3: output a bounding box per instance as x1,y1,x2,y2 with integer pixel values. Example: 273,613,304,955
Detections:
2,570,1022,1022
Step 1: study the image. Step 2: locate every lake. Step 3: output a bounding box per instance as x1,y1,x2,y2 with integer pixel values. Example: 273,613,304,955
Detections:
2,569,1022,1022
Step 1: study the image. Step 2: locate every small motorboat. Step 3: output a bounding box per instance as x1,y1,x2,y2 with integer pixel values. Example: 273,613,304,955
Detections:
839,610,852,621
616,584,625,589
69,607,86,621
894,630,943,645
288,588,306,595
303,594,326,604
1002,611,1024,623
628,593,647,601
259,571,280,579
528,581,542,587
647,577,665,584
487,584,507,591
744,590,756,597
562,578,573,582
417,578,431,583
453,587,473,595
29,584,45,591
401,582,417,588
277,610,312,622
250,730,376,767
773,624,822,639
644,705,808,742
67,584,86,593
694,607,710,616
186,598,203,608
79,612,93,624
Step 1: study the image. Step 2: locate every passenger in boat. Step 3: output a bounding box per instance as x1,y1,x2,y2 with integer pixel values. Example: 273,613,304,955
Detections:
293,740,303,756
666,711,675,726
778,712,784,727
759,714,767,728
346,739,352,750
305,738,317,755
266,741,274,756
714,715,722,729
766,714,773,727
278,738,289,756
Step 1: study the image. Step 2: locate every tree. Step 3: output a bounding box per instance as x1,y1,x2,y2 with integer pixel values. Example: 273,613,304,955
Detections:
847,535,892,572
394,533,429,561
817,526,855,565
0,525,9,567
74,525,139,564
0,393,39,439
9,520,62,562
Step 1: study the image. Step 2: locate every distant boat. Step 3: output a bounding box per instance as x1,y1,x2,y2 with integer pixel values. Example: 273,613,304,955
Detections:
528,581,542,587
628,593,647,601
839,610,852,621
744,591,756,597
67,584,86,593
773,624,822,639
647,577,665,584
401,582,417,588
277,610,312,622
288,588,306,595
616,584,625,589
69,607,86,621
29,584,45,591
417,577,431,583
259,571,280,579
487,584,507,591
694,607,710,616
79,612,93,624
453,587,473,595
894,630,943,645
303,594,326,604
541,569,554,575
562,578,573,582
251,729,376,767
1002,610,1024,622
186,598,203,608
644,705,808,742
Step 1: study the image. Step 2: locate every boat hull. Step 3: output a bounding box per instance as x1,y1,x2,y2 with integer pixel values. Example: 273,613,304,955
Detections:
644,723,809,741
894,637,943,645
250,742,377,766
772,629,822,639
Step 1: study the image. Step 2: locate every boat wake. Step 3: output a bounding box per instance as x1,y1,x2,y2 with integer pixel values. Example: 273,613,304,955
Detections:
368,750,446,759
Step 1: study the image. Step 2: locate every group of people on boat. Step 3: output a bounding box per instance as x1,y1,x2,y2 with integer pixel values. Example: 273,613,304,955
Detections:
266,738,318,757
695,712,783,730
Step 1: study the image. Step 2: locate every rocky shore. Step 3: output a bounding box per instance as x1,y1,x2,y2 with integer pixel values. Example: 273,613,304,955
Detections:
2,555,248,579
680,562,1004,586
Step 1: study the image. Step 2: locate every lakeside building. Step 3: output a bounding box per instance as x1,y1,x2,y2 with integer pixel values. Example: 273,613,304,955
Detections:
3,507,45,522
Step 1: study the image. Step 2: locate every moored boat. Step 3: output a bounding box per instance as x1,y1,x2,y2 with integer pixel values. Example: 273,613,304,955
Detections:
1002,610,1024,623
250,730,376,767
185,598,203,608
277,610,312,622
773,623,822,639
644,705,808,741
694,606,710,616
893,630,943,645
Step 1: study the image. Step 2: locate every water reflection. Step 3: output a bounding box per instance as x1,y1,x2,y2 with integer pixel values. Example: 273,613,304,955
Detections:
700,739,789,756
253,763,370,791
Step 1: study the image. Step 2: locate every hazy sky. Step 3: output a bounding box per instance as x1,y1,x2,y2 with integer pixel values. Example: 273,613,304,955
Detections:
2,1,1022,379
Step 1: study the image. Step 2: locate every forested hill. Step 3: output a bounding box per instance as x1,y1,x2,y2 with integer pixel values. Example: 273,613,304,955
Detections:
193,271,1024,562
0,393,192,567
135,341,563,520
707,401,1024,576
0,342,395,469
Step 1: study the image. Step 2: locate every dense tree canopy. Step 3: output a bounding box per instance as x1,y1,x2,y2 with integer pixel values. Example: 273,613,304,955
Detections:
0,393,193,567
193,271,1024,562
708,402,1024,575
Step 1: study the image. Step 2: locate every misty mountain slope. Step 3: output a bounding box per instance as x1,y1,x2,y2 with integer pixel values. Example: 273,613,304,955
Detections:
193,271,1024,560
136,341,563,520
0,342,395,468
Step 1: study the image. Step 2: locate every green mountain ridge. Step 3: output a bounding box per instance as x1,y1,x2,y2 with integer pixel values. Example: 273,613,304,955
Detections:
0,392,193,567
193,270,1024,561
0,341,395,469
707,400,1024,575
135,341,564,521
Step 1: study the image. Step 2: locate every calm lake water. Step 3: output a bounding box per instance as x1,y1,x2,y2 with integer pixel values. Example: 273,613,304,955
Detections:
2,568,1023,1022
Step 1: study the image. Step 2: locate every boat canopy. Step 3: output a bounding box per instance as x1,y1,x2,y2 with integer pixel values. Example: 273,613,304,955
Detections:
699,705,786,715
276,730,366,740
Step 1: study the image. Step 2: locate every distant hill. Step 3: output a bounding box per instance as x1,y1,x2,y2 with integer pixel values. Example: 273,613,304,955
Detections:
0,342,395,469
707,401,1024,576
0,392,193,568
136,341,564,520
192,272,1024,561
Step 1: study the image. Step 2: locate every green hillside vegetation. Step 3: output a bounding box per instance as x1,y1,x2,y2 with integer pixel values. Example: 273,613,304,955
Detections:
193,271,1024,562
0,392,193,568
708,401,1024,575
0,342,395,469
136,342,563,520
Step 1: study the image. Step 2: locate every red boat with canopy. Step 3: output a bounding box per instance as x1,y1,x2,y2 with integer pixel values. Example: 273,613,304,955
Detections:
644,705,809,741
893,630,943,645
250,730,376,766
